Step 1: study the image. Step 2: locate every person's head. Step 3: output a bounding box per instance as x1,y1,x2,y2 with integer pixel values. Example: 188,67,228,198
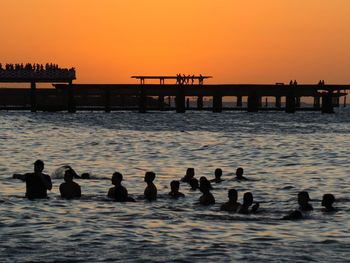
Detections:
228,189,238,202
236,167,244,178
144,171,156,183
81,173,90,179
200,178,211,194
34,160,44,173
170,180,180,192
322,194,335,208
189,178,199,190
215,168,222,179
186,168,195,178
242,192,253,206
112,172,123,186
64,169,74,183
298,191,311,206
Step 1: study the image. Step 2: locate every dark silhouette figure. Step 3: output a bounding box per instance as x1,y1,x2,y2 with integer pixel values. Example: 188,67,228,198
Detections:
298,191,313,211
144,171,157,201
13,160,52,199
211,168,224,183
189,178,199,191
200,176,213,190
235,167,248,180
322,194,336,212
168,180,185,199
199,178,215,205
181,168,195,183
59,169,81,199
282,210,303,220
108,172,134,202
220,189,241,212
238,192,259,214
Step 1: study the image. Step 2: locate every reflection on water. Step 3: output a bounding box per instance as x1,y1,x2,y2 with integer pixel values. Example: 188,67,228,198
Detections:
1,110,350,262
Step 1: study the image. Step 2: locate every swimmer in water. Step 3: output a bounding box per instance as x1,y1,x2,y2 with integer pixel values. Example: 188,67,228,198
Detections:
235,167,248,181
189,178,199,191
282,210,303,220
321,194,336,212
298,191,313,211
220,189,241,212
144,171,157,201
13,160,52,199
210,168,224,183
181,168,195,183
199,179,215,205
108,172,135,202
200,176,213,190
168,180,185,199
59,169,81,199
238,192,259,214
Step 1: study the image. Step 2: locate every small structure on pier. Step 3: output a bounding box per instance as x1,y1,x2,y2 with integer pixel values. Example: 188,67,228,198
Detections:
131,75,212,85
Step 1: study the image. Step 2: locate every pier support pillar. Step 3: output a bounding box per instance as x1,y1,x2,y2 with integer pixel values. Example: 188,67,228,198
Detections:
67,81,76,113
212,95,222,113
197,96,203,110
30,81,37,112
105,89,111,113
176,92,186,113
285,95,296,113
295,97,301,108
139,89,147,113
237,96,243,107
247,95,259,112
275,96,281,108
258,97,262,108
186,98,190,109
158,96,165,110
321,93,334,113
313,96,321,108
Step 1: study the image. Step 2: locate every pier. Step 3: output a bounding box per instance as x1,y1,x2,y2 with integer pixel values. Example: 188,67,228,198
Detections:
0,68,348,114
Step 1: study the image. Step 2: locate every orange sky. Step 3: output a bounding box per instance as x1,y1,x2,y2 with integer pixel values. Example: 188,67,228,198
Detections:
1,0,350,84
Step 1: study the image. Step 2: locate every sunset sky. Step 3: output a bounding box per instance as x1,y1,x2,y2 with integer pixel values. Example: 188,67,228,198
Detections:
1,0,350,84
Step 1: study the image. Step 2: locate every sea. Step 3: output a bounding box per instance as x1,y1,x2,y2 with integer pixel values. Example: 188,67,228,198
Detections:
1,109,350,263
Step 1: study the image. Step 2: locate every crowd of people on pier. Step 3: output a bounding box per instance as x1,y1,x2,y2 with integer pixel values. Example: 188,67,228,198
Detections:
12,160,337,220
0,63,75,72
176,74,205,85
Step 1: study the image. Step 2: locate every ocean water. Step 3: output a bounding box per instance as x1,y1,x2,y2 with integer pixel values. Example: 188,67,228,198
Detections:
1,109,350,262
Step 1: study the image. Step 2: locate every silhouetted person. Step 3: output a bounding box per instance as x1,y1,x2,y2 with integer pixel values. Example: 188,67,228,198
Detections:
211,168,224,183
13,160,52,199
108,172,134,202
59,169,81,199
189,178,199,191
181,168,195,183
298,191,313,211
220,189,241,212
144,171,157,201
235,167,248,180
199,179,215,206
200,176,213,190
81,173,90,179
293,80,298,86
282,210,303,220
322,194,336,212
168,180,185,199
238,192,259,214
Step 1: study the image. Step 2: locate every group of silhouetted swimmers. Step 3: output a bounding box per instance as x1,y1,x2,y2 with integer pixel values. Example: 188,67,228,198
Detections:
0,63,74,72
13,160,337,220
